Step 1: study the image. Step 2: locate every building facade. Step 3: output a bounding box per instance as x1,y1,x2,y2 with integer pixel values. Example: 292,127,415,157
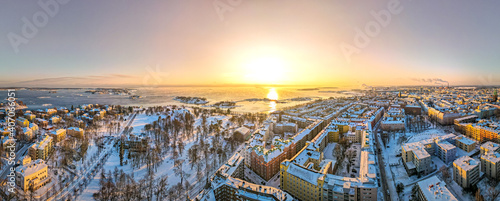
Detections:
453,156,480,189
481,151,500,180
28,135,53,160
15,159,51,191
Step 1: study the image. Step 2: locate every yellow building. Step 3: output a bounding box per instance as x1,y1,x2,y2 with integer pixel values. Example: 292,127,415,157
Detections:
17,117,29,127
326,121,351,143
453,156,479,189
46,108,57,115
1,136,16,156
454,136,477,153
456,121,500,142
29,123,39,135
25,113,36,121
481,151,500,180
281,163,323,201
22,127,34,140
28,135,53,160
480,141,500,155
49,129,66,142
67,127,85,139
15,159,51,191
327,127,340,142
0,128,10,136
50,116,62,124
21,156,32,165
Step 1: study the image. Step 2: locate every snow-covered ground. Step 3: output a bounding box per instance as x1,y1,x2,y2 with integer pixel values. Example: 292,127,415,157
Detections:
77,112,236,200
405,128,448,143
129,113,166,133
323,143,337,160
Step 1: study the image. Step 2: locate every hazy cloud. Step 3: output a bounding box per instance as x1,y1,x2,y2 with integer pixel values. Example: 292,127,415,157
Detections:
9,74,138,87
411,78,449,85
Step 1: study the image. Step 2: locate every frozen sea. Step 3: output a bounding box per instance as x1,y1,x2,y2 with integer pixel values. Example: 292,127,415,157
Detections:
0,86,352,113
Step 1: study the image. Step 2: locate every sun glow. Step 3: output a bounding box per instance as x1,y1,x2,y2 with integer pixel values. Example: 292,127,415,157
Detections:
243,56,287,84
267,88,278,101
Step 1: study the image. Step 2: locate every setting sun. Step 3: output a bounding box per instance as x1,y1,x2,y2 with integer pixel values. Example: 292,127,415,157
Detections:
267,88,279,101
243,56,287,84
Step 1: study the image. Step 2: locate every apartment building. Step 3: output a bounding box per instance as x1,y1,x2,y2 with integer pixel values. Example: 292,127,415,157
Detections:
15,159,51,191
28,135,53,160
49,128,66,142
380,107,405,131
480,141,500,155
481,151,500,179
17,117,29,127
50,116,62,124
46,108,57,115
216,150,245,180
455,120,500,142
281,137,378,201
435,141,457,164
453,156,480,189
402,134,461,175
455,136,477,153
35,118,48,129
402,137,439,176
247,120,324,181
29,123,39,135
417,176,457,201
67,127,84,138
21,127,34,140
213,176,293,201
25,112,36,121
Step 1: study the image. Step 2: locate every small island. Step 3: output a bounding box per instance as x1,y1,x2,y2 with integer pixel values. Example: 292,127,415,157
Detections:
286,97,312,101
209,101,238,108
174,96,209,104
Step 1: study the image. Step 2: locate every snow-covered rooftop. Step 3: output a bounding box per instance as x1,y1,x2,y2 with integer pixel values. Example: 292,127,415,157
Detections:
481,151,500,163
481,141,500,151
453,156,479,171
16,159,47,177
287,163,322,186
417,176,457,201
455,136,476,146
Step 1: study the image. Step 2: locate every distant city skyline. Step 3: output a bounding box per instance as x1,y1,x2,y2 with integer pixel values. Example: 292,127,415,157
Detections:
1,0,500,87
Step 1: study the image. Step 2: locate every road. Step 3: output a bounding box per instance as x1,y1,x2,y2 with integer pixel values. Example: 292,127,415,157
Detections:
373,119,392,201
0,143,31,180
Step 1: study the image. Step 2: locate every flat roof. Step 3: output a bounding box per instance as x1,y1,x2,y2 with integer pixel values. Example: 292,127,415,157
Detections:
453,156,479,171
456,136,476,146
417,176,458,201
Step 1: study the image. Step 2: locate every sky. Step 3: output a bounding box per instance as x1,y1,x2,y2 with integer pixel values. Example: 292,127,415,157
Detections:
1,0,500,88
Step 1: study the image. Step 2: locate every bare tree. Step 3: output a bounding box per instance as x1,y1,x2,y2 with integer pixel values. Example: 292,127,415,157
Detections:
174,159,185,190
476,189,485,201
155,175,168,201
487,187,500,201
439,166,450,182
